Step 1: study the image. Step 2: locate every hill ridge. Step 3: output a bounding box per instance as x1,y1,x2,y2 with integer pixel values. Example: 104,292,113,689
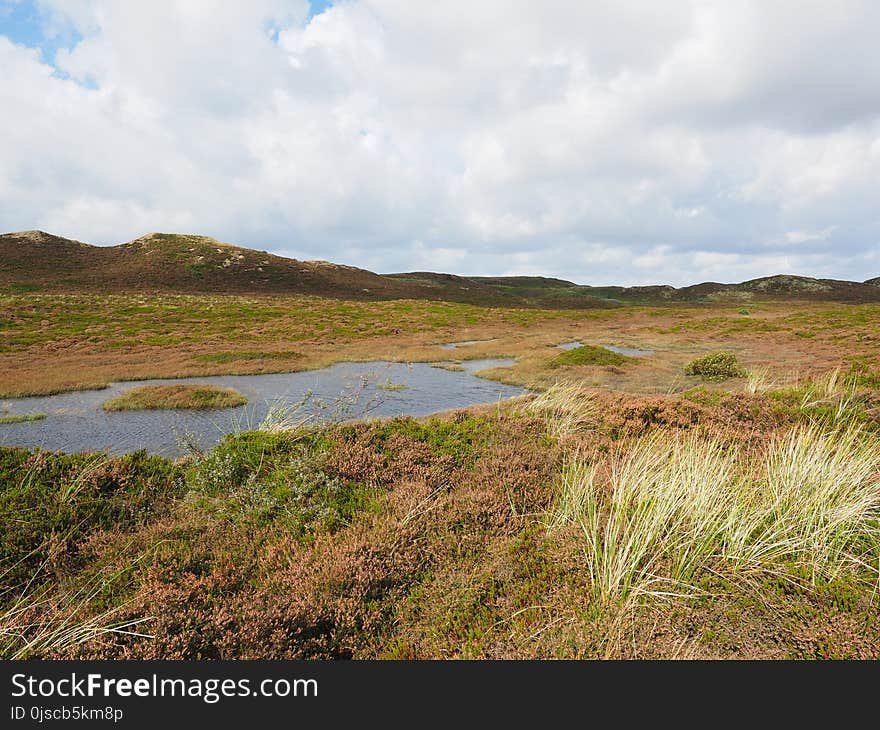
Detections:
2,230,879,305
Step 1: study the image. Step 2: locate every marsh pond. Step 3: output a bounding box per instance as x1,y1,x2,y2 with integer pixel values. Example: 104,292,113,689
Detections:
0,359,527,457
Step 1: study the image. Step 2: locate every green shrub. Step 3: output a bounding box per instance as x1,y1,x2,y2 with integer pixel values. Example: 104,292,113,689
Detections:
684,352,746,381
186,431,313,496
186,430,369,538
550,344,628,368
226,453,364,536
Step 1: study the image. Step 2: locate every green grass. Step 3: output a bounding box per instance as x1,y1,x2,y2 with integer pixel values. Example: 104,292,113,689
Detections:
350,414,495,464
377,382,408,391
184,429,378,538
7,283,42,294
0,292,590,356
550,344,629,368
102,384,247,411
0,413,45,424
193,350,303,364
527,382,598,438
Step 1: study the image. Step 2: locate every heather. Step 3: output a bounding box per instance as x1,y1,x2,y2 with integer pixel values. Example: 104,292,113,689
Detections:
4,379,880,659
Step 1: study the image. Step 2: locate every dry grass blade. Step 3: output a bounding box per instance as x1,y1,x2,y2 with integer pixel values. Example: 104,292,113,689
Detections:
549,424,880,607
0,569,153,659
527,381,599,438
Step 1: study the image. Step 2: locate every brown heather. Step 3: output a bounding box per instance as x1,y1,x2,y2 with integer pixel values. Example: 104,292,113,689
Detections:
0,381,875,660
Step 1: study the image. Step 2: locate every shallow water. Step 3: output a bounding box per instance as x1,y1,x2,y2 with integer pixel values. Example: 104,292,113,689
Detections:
438,339,495,350
555,341,653,357
602,345,654,357
0,360,527,457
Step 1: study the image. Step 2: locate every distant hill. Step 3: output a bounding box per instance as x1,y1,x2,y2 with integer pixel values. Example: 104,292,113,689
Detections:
0,230,416,299
0,231,611,307
2,230,880,306
671,274,880,303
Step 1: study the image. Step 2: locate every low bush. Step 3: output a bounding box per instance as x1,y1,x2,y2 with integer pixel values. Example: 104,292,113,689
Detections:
684,351,746,381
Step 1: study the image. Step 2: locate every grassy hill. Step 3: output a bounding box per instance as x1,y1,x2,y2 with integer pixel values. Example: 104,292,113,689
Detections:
3,230,880,305
0,231,422,300
672,274,880,303
0,231,598,307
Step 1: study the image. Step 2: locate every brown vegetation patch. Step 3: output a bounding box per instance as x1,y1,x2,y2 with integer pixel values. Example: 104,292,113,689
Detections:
102,384,247,411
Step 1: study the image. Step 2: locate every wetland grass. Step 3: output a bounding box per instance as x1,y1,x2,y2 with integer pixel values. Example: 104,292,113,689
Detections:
102,384,247,411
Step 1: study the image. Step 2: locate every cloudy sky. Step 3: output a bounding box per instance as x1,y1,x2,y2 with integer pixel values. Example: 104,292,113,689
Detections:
1,0,879,286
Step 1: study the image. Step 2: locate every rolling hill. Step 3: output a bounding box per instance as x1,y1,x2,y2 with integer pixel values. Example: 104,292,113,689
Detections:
2,230,880,306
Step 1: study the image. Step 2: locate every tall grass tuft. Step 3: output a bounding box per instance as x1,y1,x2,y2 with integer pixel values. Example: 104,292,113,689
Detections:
550,425,880,606
527,382,598,438
554,432,738,603
795,367,861,423
744,367,778,394
729,424,880,581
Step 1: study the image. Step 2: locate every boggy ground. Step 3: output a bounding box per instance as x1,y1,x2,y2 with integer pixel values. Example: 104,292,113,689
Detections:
3,374,880,659
1,292,879,397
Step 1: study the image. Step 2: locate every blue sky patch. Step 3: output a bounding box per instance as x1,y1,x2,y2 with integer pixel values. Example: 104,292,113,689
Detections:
0,0,82,64
1,1,333,60
307,0,334,20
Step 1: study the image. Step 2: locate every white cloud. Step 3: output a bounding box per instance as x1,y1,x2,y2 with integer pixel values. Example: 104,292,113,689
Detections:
1,0,880,286
782,227,837,246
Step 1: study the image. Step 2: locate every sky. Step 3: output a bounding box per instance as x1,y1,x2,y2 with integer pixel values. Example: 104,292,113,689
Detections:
1,1,879,286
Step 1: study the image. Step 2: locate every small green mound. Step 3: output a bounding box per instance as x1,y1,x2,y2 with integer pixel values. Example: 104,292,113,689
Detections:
684,352,747,381
0,413,46,425
551,344,629,368
377,382,408,391
102,383,247,411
